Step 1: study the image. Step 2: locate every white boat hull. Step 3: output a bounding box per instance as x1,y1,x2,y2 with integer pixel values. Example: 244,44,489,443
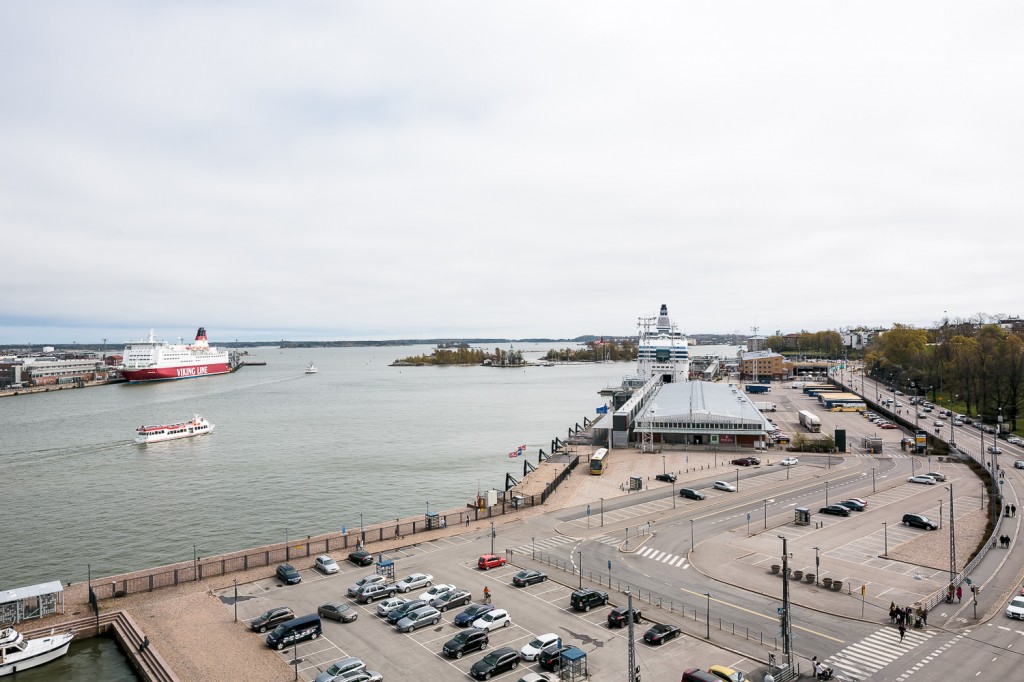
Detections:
136,423,215,444
0,631,73,676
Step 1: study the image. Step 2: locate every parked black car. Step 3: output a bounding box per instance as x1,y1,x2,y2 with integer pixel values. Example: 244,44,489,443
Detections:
386,599,427,625
903,513,938,530
837,499,866,512
819,505,850,517
538,643,583,671
470,646,519,679
348,549,374,566
643,623,681,645
607,605,642,628
655,472,677,483
679,488,706,500
442,627,489,659
275,563,301,585
570,588,608,612
454,603,493,627
513,570,548,587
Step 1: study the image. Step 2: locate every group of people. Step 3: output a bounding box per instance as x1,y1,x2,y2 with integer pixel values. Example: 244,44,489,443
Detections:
1005,504,1017,517
889,601,926,641
999,534,1012,548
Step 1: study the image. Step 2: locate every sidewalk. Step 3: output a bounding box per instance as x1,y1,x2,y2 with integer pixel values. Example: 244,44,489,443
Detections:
687,473,1021,631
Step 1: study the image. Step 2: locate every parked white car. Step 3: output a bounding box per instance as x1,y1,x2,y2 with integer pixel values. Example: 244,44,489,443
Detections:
418,583,455,602
395,572,433,593
347,574,385,597
473,608,511,632
520,633,560,661
314,555,339,574
779,457,799,466
376,597,406,617
713,481,736,492
908,475,936,485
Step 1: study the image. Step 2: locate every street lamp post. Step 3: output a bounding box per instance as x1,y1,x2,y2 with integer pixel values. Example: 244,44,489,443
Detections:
735,469,739,492
764,499,768,529
872,467,876,493
672,482,676,509
690,519,695,548
813,547,820,586
233,579,238,622
600,497,604,527
490,522,495,555
825,481,829,506
359,513,364,546
662,454,666,475
938,499,943,529
578,550,583,590
883,522,888,556
705,592,711,639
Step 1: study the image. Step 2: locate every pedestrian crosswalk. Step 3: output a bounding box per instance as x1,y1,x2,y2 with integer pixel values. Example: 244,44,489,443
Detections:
509,533,625,557
825,625,934,680
634,545,689,569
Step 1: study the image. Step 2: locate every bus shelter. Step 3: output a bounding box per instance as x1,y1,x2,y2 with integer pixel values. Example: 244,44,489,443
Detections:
0,581,65,625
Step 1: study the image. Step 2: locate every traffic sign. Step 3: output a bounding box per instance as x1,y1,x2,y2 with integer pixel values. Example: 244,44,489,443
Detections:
608,560,611,570
587,504,591,516
746,512,751,521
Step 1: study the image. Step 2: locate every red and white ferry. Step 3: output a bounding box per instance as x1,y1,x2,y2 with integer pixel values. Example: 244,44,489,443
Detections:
135,415,215,444
121,327,230,383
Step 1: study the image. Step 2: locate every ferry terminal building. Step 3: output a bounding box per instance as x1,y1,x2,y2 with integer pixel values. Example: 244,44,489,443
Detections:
595,304,773,450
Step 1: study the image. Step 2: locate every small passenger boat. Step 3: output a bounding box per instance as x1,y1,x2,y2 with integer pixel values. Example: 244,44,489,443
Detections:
0,626,74,676
305,362,318,374
135,415,215,444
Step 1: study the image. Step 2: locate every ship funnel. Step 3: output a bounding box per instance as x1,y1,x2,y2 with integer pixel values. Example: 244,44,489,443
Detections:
195,327,207,341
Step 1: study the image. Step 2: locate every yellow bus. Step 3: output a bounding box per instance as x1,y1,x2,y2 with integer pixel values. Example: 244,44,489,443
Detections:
589,448,609,475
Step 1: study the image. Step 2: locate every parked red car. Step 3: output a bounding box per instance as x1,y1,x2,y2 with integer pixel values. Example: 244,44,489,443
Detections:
477,554,506,570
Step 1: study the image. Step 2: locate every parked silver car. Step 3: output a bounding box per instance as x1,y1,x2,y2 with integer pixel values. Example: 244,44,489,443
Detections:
395,605,441,633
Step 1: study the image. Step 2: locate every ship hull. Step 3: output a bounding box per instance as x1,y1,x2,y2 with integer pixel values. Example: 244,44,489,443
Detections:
0,632,73,676
122,363,231,383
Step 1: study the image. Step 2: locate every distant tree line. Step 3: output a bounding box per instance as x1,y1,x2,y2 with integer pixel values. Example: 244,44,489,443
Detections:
544,339,637,362
764,331,844,357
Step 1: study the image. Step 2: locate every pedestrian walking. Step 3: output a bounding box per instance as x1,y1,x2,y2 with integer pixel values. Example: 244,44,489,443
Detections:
905,605,913,624
899,623,906,642
921,606,928,626
1013,504,1017,517
956,585,963,602
465,516,470,527
1006,504,1011,517
889,605,897,624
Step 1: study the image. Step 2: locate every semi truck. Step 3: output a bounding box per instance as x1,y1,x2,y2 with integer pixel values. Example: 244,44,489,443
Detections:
753,401,777,412
798,409,822,432
745,384,771,394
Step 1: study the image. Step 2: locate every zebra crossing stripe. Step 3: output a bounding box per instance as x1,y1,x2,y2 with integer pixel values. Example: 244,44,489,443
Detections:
826,627,934,680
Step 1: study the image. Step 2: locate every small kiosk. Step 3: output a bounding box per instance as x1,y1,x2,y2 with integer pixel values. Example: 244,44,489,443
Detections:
558,646,588,681
424,511,440,530
794,507,811,526
629,476,643,491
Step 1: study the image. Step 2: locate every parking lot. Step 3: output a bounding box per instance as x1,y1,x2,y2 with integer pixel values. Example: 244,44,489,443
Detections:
221,535,748,681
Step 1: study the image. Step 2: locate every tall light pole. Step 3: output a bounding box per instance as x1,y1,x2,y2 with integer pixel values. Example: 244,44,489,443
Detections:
662,454,666,475
813,546,820,586
490,522,495,555
600,497,604,527
735,469,739,492
883,522,888,556
704,592,711,639
233,579,238,622
947,484,956,589
690,518,695,548
938,498,943,529
825,481,829,506
578,550,583,589
779,535,792,663
359,513,364,546
672,482,676,509
872,467,876,493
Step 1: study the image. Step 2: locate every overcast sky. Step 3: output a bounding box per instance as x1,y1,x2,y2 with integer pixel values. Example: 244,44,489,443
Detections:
2,1,1021,344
